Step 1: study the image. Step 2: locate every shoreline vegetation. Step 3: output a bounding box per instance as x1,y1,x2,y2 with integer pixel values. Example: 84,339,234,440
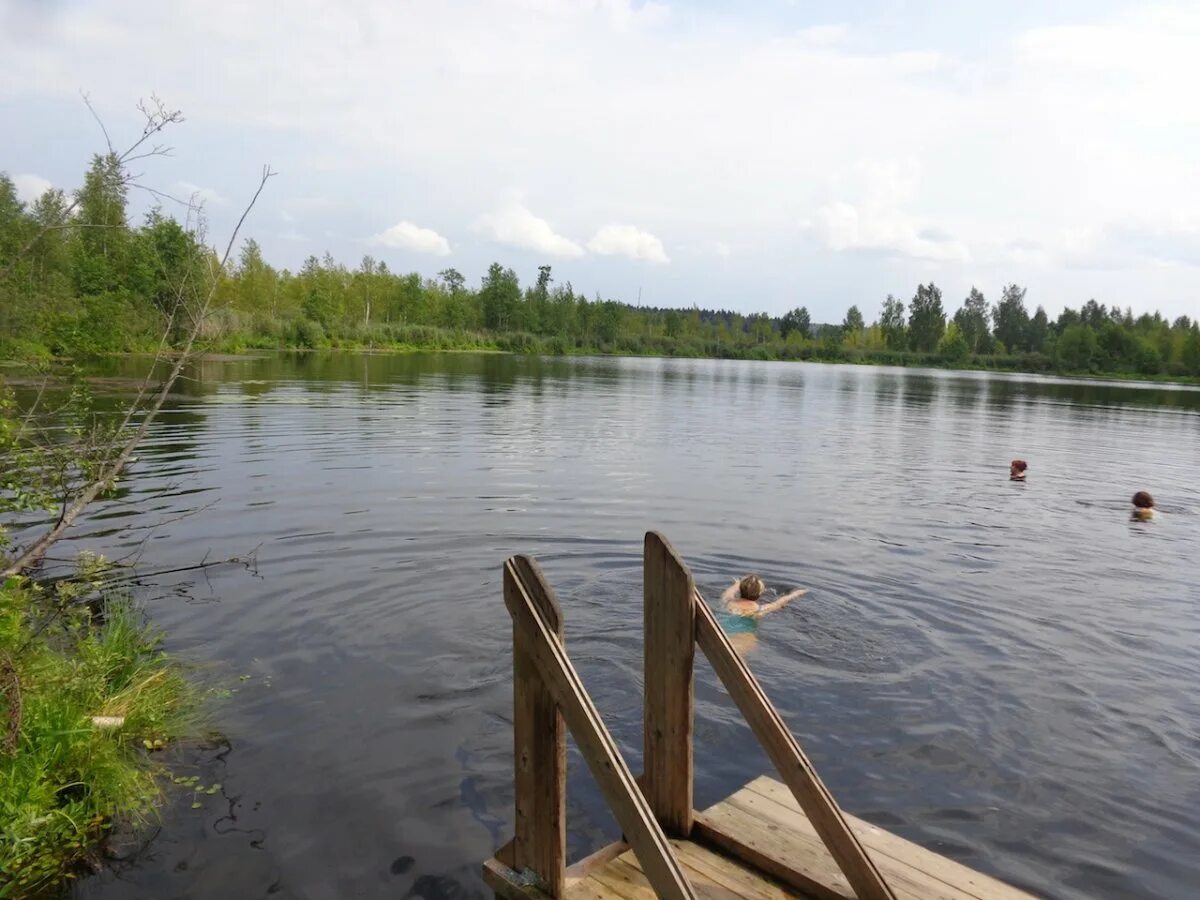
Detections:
0,574,202,895
2,117,268,895
2,164,1200,383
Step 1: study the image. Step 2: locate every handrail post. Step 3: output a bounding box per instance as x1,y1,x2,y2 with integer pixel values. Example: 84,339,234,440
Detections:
504,556,566,896
505,557,697,899
643,531,696,836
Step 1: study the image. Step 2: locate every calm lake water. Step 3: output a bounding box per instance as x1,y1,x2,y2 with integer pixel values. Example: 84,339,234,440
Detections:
60,352,1199,900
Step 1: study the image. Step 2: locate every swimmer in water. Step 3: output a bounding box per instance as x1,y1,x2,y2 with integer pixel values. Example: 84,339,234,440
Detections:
718,575,808,655
1010,459,1028,481
1132,491,1155,522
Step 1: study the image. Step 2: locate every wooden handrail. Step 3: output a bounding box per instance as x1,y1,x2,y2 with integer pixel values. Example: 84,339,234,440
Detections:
643,531,696,835
501,555,566,896
694,586,899,900
504,557,698,900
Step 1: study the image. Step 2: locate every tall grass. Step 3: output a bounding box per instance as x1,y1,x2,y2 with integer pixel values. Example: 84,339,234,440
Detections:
0,578,200,896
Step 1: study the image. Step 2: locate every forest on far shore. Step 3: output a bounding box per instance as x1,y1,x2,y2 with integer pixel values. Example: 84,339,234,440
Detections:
3,159,1199,380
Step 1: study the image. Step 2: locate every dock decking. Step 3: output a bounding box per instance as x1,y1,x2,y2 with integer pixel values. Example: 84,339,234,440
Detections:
487,775,1033,899
484,533,1037,900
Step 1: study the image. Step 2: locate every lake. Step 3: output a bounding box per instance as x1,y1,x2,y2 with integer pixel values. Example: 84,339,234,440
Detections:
65,352,1200,900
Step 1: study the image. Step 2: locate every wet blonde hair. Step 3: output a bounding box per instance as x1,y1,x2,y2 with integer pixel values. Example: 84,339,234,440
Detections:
738,575,765,601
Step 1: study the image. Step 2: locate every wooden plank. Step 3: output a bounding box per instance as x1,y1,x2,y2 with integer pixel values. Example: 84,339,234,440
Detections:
504,558,698,900
643,531,696,836
672,839,803,900
742,779,1034,900
566,841,630,884
721,795,964,900
694,590,898,900
617,841,809,900
590,858,659,899
507,555,567,896
694,806,854,900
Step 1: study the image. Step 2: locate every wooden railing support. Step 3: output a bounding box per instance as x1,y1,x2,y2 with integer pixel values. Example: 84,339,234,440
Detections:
504,557,698,900
502,556,566,896
694,589,899,900
643,531,696,836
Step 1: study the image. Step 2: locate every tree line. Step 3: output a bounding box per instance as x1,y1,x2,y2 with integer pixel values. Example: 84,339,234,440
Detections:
3,159,1199,378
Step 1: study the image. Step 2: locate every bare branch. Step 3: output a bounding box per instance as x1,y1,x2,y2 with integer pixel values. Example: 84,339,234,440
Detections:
82,90,114,155
0,93,186,283
3,166,274,577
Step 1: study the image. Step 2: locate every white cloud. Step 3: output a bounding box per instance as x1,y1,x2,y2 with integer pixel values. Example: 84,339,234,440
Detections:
587,224,669,263
714,241,731,258
3,3,1200,318
370,220,451,256
794,24,849,46
475,195,584,258
806,161,970,263
13,173,52,204
173,180,229,207
1058,217,1200,270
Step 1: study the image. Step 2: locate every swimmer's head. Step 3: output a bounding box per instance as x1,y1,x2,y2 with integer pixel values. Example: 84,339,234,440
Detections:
1132,491,1155,510
738,575,765,601
1010,459,1028,476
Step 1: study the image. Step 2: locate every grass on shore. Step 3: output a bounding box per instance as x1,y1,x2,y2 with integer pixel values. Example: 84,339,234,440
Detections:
0,573,199,897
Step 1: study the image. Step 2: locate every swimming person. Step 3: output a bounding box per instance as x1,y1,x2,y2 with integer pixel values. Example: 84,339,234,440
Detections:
718,575,808,655
1132,491,1155,522
1010,459,1028,481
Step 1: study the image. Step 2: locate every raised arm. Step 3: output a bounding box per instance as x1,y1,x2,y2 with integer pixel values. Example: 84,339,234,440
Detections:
755,587,808,617
719,579,742,606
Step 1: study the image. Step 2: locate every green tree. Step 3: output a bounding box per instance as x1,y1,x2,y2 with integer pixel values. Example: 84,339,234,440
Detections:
747,312,774,344
842,305,864,334
28,188,73,297
1056,323,1097,371
131,209,198,317
439,267,465,294
992,284,1030,353
879,294,906,349
953,287,990,353
1182,327,1200,373
300,255,338,326
1026,305,1049,354
937,321,969,361
907,282,946,352
479,262,521,330
73,153,130,296
780,306,811,340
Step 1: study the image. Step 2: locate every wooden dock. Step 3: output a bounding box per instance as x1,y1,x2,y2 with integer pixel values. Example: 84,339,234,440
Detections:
484,533,1036,900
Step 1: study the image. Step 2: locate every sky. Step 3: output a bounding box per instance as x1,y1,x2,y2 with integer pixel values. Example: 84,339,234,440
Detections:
2,0,1199,322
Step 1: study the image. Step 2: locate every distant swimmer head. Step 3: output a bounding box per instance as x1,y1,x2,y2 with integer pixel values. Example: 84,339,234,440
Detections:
1010,459,1028,481
1133,491,1155,509
738,575,765,601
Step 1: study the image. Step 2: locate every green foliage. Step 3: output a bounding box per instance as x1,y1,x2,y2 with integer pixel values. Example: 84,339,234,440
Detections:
842,305,864,334
0,579,200,896
879,294,906,350
1,163,1198,381
953,287,991,353
992,284,1030,352
937,321,970,361
1056,323,1098,371
0,373,125,526
907,282,946,352
780,306,811,340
